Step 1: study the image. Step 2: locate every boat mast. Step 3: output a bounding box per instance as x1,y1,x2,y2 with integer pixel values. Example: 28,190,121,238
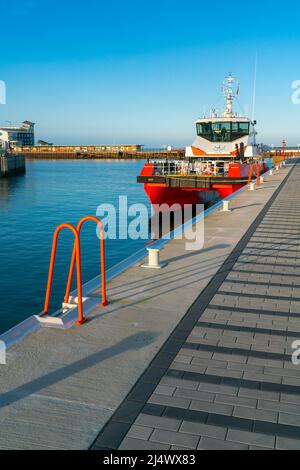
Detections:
222,73,238,118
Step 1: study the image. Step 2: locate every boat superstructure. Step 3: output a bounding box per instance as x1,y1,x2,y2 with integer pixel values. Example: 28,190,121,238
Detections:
138,74,268,210
186,74,258,160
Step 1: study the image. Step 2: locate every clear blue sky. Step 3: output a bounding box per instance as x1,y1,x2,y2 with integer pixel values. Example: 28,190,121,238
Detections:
1,0,300,147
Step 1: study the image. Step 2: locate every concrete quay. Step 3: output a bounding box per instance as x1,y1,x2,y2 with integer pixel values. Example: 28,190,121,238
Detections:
0,159,297,450
0,154,25,177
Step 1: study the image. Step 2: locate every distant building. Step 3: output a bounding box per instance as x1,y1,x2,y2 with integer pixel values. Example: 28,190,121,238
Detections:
0,121,35,148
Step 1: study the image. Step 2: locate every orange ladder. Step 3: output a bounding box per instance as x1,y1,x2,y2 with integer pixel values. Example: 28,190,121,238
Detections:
43,216,107,326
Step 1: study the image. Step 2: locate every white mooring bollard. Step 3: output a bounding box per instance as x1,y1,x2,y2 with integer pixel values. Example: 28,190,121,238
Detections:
260,175,264,184
275,164,279,171
282,161,286,166
222,200,231,212
141,248,167,269
269,169,273,176
249,182,255,191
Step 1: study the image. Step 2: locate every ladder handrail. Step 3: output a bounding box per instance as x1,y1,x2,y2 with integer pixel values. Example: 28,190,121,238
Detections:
64,216,108,308
43,223,85,325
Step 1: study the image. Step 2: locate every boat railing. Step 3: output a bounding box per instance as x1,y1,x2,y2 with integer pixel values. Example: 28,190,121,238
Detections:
151,160,230,177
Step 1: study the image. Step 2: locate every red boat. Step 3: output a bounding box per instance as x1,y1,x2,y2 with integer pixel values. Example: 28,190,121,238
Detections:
138,74,269,211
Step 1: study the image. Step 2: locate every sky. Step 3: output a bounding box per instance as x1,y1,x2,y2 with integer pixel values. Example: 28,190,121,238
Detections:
1,0,300,147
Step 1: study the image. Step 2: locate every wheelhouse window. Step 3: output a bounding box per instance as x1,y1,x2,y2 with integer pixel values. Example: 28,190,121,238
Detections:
196,122,211,140
212,122,231,142
231,122,249,139
196,121,249,142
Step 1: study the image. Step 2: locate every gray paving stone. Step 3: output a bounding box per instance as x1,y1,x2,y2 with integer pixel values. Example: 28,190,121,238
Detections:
170,445,195,450
233,406,277,423
174,388,215,402
119,437,171,450
180,421,227,440
279,413,300,427
282,376,300,386
160,376,199,390
174,354,193,364
150,429,199,449
170,362,207,374
243,371,282,384
93,420,131,449
280,393,300,405
181,348,213,360
198,437,248,450
249,445,273,450
135,413,181,431
283,361,300,372
190,399,234,416
199,382,238,396
258,399,300,414
226,429,275,448
276,436,300,450
227,362,264,373
248,357,283,367
215,394,257,408
213,352,247,363
219,340,251,351
148,394,191,409
265,366,300,378
154,385,175,396
191,357,228,369
206,367,243,379
127,425,153,440
112,400,144,424
188,337,219,346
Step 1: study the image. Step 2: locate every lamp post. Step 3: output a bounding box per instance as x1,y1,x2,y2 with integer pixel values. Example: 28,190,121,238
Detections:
282,139,286,159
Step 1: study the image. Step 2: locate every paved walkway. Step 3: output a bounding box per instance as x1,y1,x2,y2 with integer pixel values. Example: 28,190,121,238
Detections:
92,159,300,450
0,160,293,450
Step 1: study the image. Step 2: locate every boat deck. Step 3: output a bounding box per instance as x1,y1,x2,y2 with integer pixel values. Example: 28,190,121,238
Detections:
0,159,299,450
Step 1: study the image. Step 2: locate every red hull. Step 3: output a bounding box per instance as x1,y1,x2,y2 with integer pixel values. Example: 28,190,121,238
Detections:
144,183,244,210
139,161,269,212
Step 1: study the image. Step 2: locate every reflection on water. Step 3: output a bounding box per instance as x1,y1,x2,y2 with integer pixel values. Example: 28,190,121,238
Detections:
0,159,150,334
0,177,20,204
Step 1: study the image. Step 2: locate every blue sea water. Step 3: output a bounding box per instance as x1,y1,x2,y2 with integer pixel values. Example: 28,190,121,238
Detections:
0,159,150,334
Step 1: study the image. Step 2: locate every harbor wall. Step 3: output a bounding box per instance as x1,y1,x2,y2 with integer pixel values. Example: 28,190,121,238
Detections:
15,150,185,160
0,155,26,177
18,150,294,163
